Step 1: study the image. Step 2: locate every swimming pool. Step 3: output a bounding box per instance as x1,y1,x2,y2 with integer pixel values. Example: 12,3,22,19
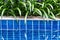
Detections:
0,19,60,40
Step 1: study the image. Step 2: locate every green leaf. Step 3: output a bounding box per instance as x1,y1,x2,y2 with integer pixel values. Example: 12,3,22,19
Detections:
1,8,6,18
47,4,53,9
31,4,34,11
34,8,42,16
50,12,56,19
42,9,48,19
0,5,3,10
27,1,31,12
20,1,27,10
17,7,21,16
10,0,14,5
47,8,51,14
56,12,60,16
42,2,44,8
35,2,42,6
53,0,57,3
10,9,17,21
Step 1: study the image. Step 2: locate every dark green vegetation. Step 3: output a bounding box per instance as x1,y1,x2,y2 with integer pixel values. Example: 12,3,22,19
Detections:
0,0,60,20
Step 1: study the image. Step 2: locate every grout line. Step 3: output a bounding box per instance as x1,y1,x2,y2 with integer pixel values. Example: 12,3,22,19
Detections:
38,20,39,40
32,20,33,40
45,21,46,40
13,20,14,40
1,21,2,39
58,21,59,40
39,20,40,40
19,20,21,40
26,20,27,40
0,29,54,31
7,20,8,40
51,21,53,40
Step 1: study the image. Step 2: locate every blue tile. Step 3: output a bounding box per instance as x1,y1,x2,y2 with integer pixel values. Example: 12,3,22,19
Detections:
14,38,19,40
21,30,26,40
14,20,19,29
27,30,32,40
39,20,45,30
39,39,45,40
0,30,2,40
0,20,1,29
20,20,26,30
2,30,7,40
52,21,58,31
59,31,60,36
8,30,13,40
27,20,32,29
8,38,13,40
52,32,58,38
46,31,51,36
40,35,45,40
1,20,60,40
52,39,57,40
33,30,38,40
14,30,19,40
46,21,51,30
2,20,7,29
33,20,38,30
59,21,60,30
39,30,45,35
2,20,7,25
8,20,13,29
2,25,7,29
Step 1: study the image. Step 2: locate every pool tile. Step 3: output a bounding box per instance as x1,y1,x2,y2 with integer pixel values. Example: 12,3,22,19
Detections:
33,20,38,30
27,20,32,29
8,20,13,29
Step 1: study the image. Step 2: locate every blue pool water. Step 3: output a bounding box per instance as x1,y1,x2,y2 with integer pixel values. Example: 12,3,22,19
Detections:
0,20,60,40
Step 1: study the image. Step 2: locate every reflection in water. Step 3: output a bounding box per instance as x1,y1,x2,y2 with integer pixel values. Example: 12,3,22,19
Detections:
45,36,48,40
54,30,60,32
2,36,4,40
25,33,27,40
52,35,56,38
43,35,45,37
57,36,60,38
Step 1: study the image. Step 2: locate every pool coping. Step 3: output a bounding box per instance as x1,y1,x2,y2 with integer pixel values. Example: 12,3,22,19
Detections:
0,16,59,20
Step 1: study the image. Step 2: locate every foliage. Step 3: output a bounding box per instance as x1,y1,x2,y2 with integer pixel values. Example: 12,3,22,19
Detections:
0,0,60,21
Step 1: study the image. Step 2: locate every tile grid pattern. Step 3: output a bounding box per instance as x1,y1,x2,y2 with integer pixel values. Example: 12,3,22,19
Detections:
0,20,60,40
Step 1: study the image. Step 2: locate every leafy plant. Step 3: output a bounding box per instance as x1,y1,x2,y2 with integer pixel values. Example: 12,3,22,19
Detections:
0,0,60,23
